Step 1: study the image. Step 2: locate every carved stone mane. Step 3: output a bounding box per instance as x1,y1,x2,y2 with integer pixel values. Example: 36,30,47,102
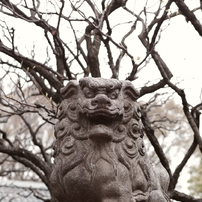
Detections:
50,77,170,202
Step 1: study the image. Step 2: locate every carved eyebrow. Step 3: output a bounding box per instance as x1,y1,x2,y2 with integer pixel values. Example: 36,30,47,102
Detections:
106,81,122,89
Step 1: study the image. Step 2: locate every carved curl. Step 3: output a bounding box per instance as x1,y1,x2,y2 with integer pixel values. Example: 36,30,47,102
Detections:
50,77,170,202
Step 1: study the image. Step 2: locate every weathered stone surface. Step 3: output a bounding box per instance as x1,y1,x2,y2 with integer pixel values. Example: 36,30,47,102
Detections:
50,77,170,202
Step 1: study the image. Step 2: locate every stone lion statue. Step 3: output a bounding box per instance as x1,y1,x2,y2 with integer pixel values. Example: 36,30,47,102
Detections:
50,77,170,202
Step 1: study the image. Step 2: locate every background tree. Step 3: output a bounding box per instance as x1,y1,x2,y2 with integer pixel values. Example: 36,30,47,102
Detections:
0,0,202,201
188,157,202,198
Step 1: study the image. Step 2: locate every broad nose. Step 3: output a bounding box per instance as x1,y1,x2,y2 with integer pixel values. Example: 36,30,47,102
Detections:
91,94,112,108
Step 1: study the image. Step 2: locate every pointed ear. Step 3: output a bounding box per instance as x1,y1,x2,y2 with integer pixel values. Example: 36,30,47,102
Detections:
60,80,79,99
122,81,139,101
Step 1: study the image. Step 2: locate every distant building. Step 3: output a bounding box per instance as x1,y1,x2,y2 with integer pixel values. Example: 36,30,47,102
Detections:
0,180,50,202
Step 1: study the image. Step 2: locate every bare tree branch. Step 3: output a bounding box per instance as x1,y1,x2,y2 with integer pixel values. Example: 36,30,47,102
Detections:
169,137,198,191
141,107,172,177
0,145,51,178
174,0,202,36
172,190,202,202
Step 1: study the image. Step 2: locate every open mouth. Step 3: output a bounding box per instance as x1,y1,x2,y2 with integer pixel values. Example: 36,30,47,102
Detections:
87,108,119,117
80,108,123,141
87,108,122,126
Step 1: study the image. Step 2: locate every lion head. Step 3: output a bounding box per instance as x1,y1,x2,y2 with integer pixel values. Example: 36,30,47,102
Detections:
55,77,140,143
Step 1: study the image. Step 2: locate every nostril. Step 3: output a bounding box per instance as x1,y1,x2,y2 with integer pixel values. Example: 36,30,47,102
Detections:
91,99,98,106
107,101,112,106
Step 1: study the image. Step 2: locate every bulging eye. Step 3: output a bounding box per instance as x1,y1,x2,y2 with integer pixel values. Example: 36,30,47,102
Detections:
83,87,95,98
108,89,119,99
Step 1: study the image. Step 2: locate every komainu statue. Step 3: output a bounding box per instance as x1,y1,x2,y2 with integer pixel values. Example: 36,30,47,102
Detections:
50,77,170,202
